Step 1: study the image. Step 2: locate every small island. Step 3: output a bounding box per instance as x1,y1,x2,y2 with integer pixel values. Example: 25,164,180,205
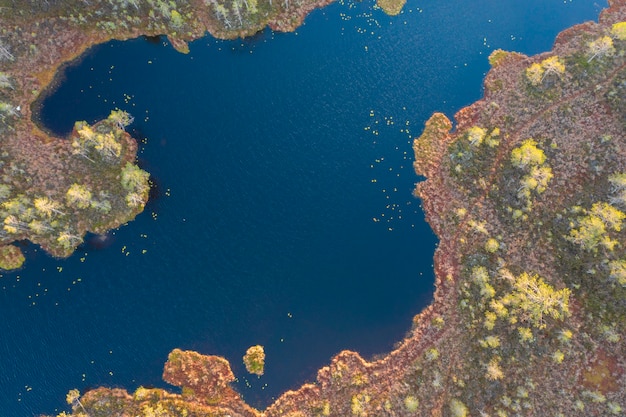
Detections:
244,345,266,376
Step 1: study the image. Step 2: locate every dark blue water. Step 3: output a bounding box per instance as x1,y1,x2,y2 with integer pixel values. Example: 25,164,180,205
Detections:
2,0,605,415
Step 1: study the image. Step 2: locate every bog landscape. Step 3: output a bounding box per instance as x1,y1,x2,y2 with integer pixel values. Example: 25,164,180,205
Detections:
0,0,624,416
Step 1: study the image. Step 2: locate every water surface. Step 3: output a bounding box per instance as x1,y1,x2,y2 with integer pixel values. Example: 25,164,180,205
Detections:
1,0,606,415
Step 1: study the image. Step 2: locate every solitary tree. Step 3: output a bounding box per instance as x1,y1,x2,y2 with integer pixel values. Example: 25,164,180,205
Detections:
34,197,64,217
66,388,88,414
525,56,565,86
518,176,539,200
449,399,469,417
569,214,607,251
569,202,624,251
169,9,184,29
518,326,534,343
609,173,626,207
107,110,134,130
57,231,83,250
540,56,566,81
76,124,96,143
2,198,26,216
587,36,615,62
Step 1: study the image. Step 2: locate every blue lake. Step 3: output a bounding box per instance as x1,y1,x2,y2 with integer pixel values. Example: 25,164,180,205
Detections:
1,0,605,415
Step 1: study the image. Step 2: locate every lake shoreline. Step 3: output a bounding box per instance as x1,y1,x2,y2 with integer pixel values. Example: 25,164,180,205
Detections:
1,0,624,415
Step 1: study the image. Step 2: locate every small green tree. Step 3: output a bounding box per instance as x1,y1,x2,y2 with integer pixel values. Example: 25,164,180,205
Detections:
108,110,134,130
0,72,12,90
587,36,615,62
485,238,499,253
466,126,486,146
484,311,497,330
526,63,544,86
0,184,11,201
425,348,439,361
518,327,534,343
511,139,546,168
93,132,122,159
540,56,566,81
569,203,624,251
404,395,419,412
66,184,92,209
569,214,607,251
28,219,53,234
608,402,623,415
66,389,88,414
449,398,469,417
611,22,626,40
121,163,150,193
2,198,26,216
505,272,570,328
33,197,64,217
169,9,184,28
57,231,83,250
529,165,553,193
610,173,626,191
558,329,573,344
608,259,626,286
3,215,26,234
517,176,538,200
590,202,624,231
553,350,564,363
525,56,565,85
351,393,370,417
486,356,504,380
480,335,501,348
609,173,626,207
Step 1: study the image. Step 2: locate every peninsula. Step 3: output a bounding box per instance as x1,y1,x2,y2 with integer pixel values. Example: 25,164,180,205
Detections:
0,0,334,269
